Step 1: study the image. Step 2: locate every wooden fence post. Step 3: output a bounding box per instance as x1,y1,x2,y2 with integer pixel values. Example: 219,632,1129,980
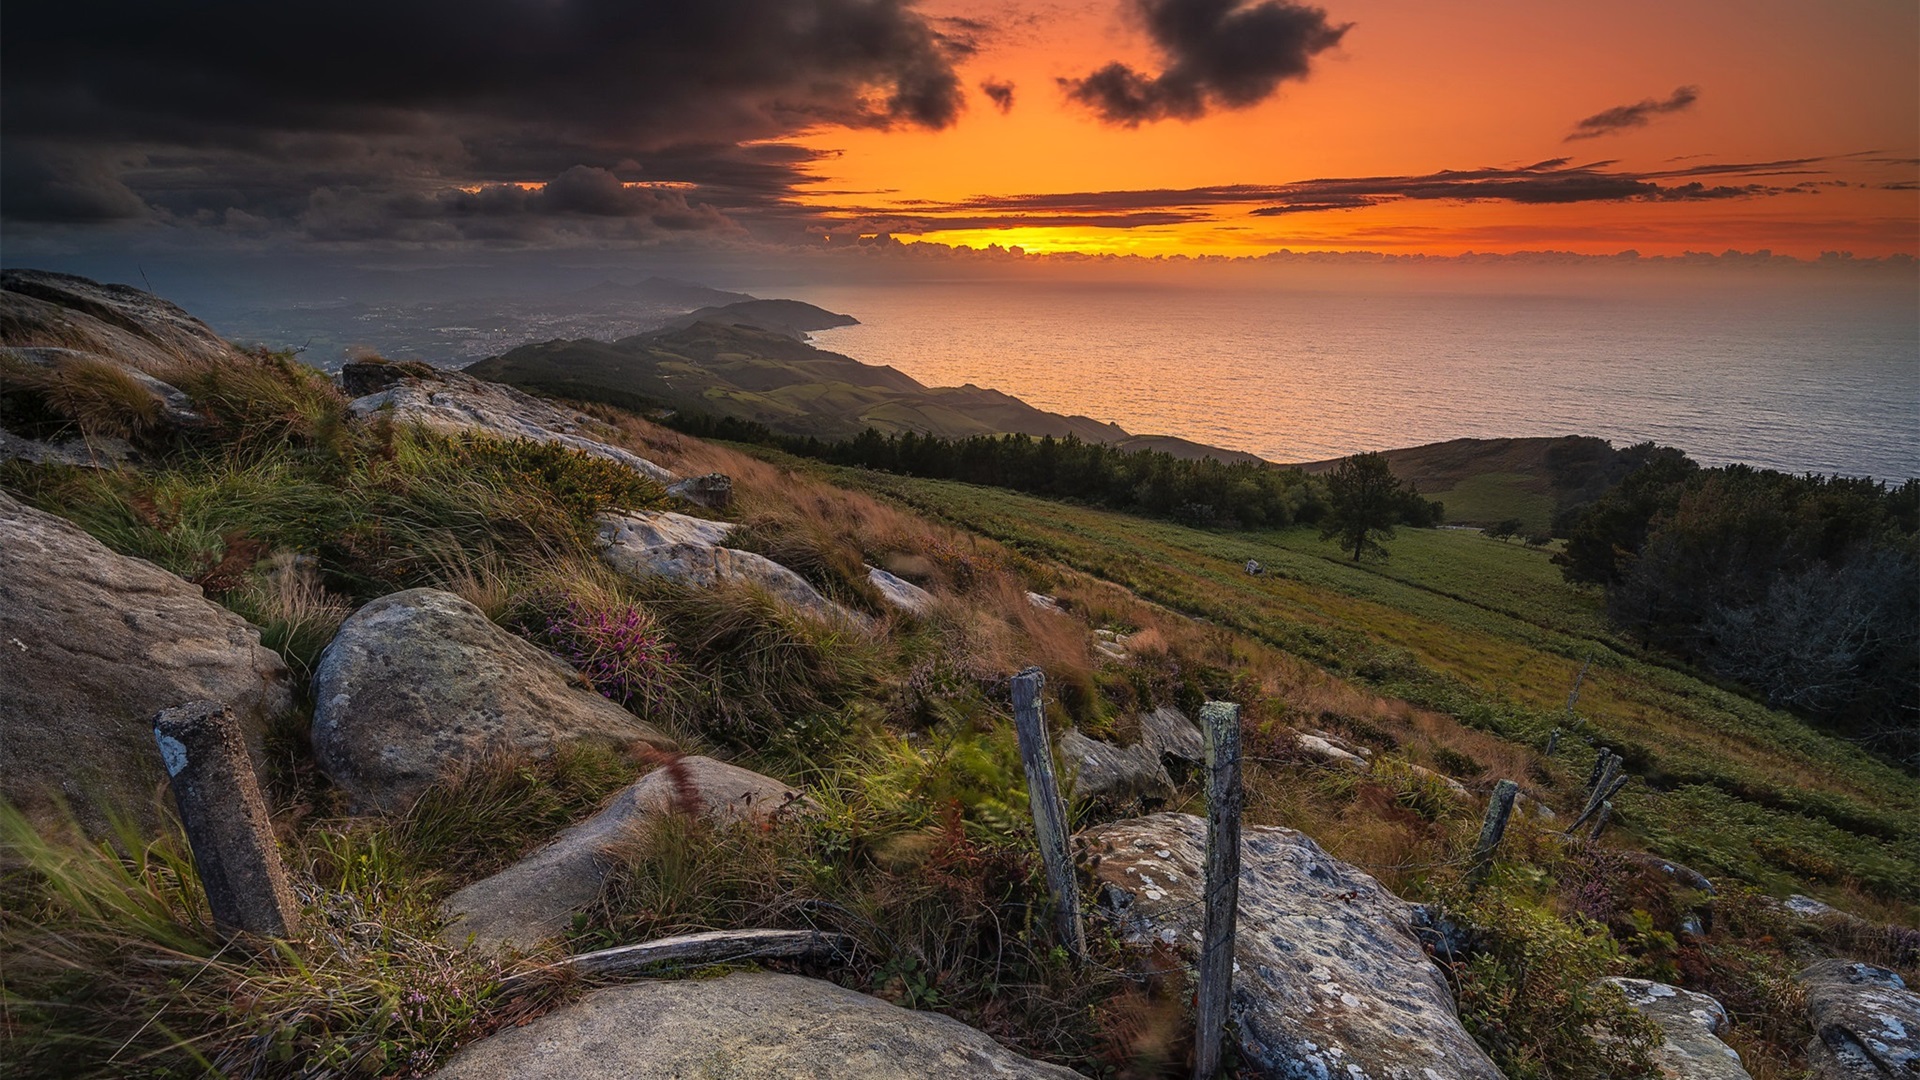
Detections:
152,701,301,938
1010,667,1085,962
1568,773,1629,837
1564,653,1593,724
1193,700,1244,1080
1587,801,1616,841
1466,778,1519,889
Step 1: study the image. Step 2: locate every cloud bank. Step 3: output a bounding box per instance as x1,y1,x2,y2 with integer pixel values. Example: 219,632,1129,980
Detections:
1,0,972,238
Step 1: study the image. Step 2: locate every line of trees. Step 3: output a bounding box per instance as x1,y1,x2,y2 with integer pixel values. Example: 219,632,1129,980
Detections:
663,413,1443,535
1556,457,1919,768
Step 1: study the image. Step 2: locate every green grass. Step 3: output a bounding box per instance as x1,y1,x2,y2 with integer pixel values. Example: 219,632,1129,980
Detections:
806,466,1920,916
1426,471,1557,531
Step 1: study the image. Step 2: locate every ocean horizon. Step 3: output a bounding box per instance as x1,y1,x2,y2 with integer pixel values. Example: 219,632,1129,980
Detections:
765,277,1920,481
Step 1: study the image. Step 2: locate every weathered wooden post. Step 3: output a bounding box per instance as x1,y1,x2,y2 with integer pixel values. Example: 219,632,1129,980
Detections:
152,701,301,938
1009,667,1085,962
1466,778,1519,889
1193,700,1244,1080
1545,728,1560,756
1568,773,1629,837
1584,748,1616,796
1564,653,1593,724
1587,800,1615,841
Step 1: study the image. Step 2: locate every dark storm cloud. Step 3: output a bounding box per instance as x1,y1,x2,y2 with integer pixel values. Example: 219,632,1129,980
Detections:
1060,0,1350,125
982,80,1018,114
0,0,968,235
1565,86,1700,141
839,156,1830,230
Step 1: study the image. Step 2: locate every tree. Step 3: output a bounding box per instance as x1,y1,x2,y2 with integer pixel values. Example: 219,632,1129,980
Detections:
1484,518,1525,542
1320,452,1404,561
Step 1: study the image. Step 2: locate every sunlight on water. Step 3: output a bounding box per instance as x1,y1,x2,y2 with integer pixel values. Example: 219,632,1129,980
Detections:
778,279,1919,479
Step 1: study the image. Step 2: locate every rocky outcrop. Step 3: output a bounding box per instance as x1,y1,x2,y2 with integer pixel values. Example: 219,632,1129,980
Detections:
346,367,675,483
596,510,862,625
665,471,733,510
443,756,804,952
867,565,935,614
1062,706,1205,807
1798,960,1920,1078
0,492,292,829
1,268,244,374
311,588,673,813
1599,978,1751,1080
1295,731,1372,772
1079,813,1503,1080
428,971,1086,1079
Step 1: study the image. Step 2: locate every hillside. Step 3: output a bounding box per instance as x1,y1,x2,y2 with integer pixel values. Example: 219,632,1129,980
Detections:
662,297,861,338
1293,436,1661,531
2,272,1915,1080
468,319,1267,462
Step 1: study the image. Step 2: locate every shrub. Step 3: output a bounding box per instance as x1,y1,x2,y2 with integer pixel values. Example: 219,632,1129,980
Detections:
508,589,682,712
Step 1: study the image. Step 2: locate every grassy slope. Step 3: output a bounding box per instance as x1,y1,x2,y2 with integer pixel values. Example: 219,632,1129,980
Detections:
813,466,1920,915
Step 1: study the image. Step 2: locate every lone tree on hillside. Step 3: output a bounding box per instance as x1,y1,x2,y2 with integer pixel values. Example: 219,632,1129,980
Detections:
1321,452,1406,561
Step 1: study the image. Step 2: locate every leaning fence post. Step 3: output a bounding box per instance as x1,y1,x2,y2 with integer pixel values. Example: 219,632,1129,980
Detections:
1193,700,1244,1080
1587,800,1616,841
1568,773,1630,837
1009,667,1084,962
152,701,301,938
1466,779,1519,889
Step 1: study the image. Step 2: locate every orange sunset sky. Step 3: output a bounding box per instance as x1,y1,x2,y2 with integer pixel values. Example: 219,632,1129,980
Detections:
797,0,1919,258
1,0,1915,263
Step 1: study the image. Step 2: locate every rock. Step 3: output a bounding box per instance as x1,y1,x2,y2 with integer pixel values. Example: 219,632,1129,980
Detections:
0,427,137,468
0,492,294,831
1798,960,1920,1079
867,565,935,615
1062,706,1205,807
311,588,673,813
347,368,675,484
1620,851,1716,896
1079,813,1503,1080
428,970,1087,1079
1296,732,1372,773
1599,977,1751,1080
1062,729,1172,806
1786,895,1844,920
1026,591,1066,614
1399,762,1471,799
443,756,804,952
4,347,203,426
598,509,735,549
665,471,733,510
1,269,245,374
597,511,862,626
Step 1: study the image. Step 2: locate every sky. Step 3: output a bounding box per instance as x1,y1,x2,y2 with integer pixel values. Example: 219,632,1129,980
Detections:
2,0,1916,271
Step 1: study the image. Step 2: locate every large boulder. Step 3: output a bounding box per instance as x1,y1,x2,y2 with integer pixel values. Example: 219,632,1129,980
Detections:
428,970,1086,1079
1062,706,1205,807
1079,813,1503,1080
1598,978,1750,1080
1,269,245,374
311,588,673,812
1798,960,1920,1079
597,511,862,625
443,756,804,952
346,367,675,484
0,492,293,829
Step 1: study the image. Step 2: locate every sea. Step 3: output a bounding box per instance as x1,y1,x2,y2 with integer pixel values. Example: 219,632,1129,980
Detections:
760,277,1919,481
